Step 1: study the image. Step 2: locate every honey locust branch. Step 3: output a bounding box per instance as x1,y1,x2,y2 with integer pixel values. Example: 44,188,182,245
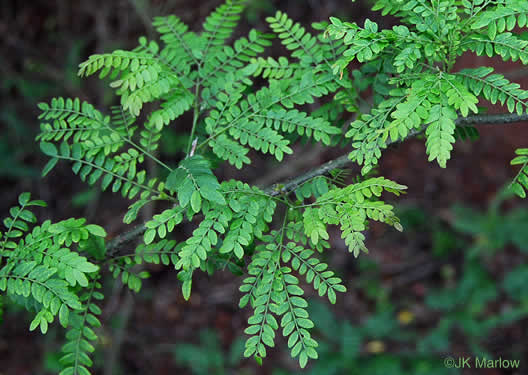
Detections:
104,112,528,256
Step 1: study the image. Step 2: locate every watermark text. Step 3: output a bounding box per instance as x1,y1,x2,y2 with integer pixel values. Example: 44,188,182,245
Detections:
444,356,520,369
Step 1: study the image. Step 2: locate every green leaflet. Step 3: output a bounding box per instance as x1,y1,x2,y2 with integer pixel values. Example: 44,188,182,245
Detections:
306,177,406,256
456,67,528,115
240,229,344,367
471,1,528,31
266,11,326,66
510,148,528,198
166,154,226,208
425,102,457,168
143,207,184,245
59,278,104,375
281,242,347,303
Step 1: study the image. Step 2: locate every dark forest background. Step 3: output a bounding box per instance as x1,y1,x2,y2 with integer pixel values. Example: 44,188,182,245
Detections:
1,1,527,374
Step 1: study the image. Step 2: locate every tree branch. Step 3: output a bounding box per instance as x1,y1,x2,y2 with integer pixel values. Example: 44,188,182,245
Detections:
264,127,424,196
264,153,352,196
104,112,528,255
266,112,528,196
106,223,147,257
455,112,528,126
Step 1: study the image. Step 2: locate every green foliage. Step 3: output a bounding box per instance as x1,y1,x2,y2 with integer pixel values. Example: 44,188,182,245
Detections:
240,232,321,368
2,0,527,374
456,67,528,114
417,195,528,356
510,148,528,198
327,0,528,172
0,192,105,343
281,244,346,304
67,196,528,375
304,177,406,256
173,329,246,375
450,190,528,255
59,278,103,375
271,300,456,375
166,155,226,209
293,176,329,202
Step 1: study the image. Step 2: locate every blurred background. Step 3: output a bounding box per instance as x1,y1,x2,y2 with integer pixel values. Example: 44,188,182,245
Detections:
1,0,528,374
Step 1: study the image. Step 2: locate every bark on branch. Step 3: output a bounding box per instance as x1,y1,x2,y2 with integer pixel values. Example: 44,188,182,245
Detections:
105,112,528,255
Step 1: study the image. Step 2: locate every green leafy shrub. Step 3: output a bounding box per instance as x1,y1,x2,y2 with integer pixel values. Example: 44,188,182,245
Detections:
175,197,528,375
173,329,246,375
2,0,528,373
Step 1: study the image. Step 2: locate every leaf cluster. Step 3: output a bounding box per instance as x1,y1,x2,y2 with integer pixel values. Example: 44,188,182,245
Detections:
6,0,527,373
327,0,528,172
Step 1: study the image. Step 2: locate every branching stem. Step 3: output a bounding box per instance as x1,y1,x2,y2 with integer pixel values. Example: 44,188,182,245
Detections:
187,84,201,156
104,111,528,256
